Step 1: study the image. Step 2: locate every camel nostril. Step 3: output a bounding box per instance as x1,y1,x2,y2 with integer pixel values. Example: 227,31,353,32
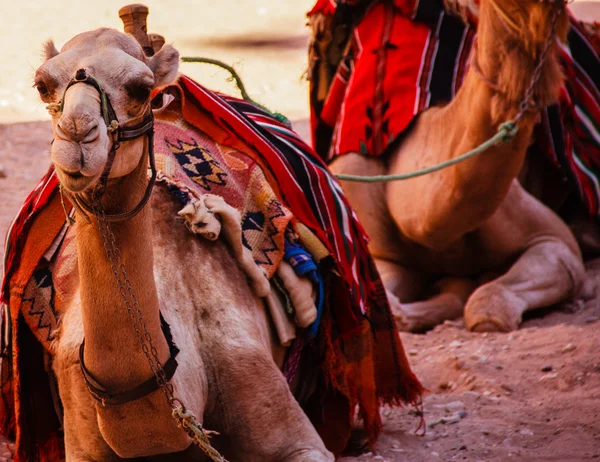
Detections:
56,123,69,141
81,124,99,144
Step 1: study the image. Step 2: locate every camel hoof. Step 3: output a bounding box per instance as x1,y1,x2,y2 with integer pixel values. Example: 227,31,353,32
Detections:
464,284,523,333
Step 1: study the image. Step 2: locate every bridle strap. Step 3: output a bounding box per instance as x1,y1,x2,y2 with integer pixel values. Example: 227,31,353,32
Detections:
78,315,179,407
67,128,157,223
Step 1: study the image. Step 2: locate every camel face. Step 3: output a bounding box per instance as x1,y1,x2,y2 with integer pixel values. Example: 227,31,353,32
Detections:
34,28,179,192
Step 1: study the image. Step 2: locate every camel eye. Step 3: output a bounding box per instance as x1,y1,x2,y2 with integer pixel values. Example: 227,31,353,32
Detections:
35,82,49,96
126,82,152,101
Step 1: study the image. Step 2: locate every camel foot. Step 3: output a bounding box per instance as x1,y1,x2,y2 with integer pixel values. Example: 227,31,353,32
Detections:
464,283,525,332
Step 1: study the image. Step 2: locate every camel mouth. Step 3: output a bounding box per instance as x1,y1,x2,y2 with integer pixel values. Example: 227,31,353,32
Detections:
64,170,84,179
56,167,99,193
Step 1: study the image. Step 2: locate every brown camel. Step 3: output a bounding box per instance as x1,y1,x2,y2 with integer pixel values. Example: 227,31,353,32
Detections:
330,0,587,332
35,29,334,461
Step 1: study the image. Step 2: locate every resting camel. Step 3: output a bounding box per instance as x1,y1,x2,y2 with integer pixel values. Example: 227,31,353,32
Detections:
35,29,335,461
327,0,587,332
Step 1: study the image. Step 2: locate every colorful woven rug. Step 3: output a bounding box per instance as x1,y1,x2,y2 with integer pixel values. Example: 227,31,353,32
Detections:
0,75,423,461
308,0,600,217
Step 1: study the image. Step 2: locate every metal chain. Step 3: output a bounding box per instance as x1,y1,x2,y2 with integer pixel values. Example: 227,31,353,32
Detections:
88,196,226,462
514,6,561,123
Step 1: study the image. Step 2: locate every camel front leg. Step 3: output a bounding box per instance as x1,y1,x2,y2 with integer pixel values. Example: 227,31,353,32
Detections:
464,239,585,332
388,276,477,332
207,344,333,462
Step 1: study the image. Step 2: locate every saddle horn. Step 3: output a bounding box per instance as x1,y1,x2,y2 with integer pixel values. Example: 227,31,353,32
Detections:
118,3,155,56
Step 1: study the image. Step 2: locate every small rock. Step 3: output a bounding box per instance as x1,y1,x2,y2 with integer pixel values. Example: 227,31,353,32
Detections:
408,349,418,356
0,166,6,179
554,428,562,435
449,340,463,348
496,364,504,369
519,428,534,436
459,445,467,450
438,381,455,391
584,316,599,324
539,373,558,382
482,430,490,435
557,378,572,391
431,451,440,457
463,391,480,399
541,365,553,372
502,345,509,351
428,410,467,428
501,384,514,393
432,400,465,412
562,343,577,353
483,391,492,396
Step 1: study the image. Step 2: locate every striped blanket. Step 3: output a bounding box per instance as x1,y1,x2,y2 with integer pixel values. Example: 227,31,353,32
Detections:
308,0,600,217
0,75,422,460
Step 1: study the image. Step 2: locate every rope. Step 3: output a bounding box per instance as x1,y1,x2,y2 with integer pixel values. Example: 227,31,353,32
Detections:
181,58,521,184
173,406,228,461
335,121,519,182
181,57,291,126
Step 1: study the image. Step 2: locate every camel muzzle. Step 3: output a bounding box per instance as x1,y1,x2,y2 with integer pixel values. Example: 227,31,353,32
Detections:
53,67,158,222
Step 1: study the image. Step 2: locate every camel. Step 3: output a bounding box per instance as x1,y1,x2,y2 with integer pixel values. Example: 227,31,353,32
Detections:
34,28,336,461
328,0,588,332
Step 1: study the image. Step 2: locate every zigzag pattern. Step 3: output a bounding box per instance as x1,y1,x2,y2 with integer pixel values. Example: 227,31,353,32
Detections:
166,138,228,191
241,199,286,267
22,268,56,343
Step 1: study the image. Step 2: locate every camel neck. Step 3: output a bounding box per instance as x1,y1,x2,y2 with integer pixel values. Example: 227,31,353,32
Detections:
74,149,170,392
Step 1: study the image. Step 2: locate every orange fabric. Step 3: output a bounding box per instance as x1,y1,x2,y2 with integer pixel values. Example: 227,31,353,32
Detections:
4,192,67,462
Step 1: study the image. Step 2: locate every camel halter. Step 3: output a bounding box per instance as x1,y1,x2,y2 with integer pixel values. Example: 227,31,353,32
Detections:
53,67,156,222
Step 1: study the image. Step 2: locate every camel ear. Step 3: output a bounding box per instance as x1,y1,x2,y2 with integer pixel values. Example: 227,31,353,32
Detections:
148,44,179,88
43,40,59,61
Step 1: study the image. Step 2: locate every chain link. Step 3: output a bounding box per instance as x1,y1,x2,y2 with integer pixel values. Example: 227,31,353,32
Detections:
89,196,225,461
515,7,561,123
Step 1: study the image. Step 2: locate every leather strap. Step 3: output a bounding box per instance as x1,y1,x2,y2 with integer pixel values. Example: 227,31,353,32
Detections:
79,314,179,407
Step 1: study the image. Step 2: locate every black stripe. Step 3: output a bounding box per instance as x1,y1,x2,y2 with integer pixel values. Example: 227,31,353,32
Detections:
414,0,444,25
547,104,579,191
568,25,600,92
429,12,467,107
225,99,326,227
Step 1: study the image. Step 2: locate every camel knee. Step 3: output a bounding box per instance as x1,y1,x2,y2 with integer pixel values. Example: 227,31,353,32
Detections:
281,447,334,462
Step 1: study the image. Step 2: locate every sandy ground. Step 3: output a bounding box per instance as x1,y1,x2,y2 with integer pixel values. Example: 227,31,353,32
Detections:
1,1,600,461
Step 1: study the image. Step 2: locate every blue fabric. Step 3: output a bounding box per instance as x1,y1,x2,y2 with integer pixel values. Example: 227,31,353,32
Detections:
284,240,324,337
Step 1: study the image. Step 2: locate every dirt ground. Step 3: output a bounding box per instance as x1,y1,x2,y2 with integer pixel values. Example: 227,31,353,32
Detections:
1,1,600,461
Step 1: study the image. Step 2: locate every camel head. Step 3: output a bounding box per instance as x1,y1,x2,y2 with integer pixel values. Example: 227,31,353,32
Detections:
34,28,179,193
480,0,569,108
